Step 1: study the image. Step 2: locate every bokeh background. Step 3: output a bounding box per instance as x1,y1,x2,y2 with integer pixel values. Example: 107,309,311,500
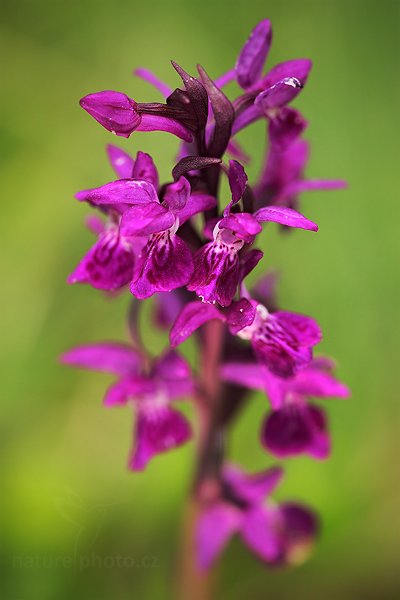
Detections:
1,0,399,598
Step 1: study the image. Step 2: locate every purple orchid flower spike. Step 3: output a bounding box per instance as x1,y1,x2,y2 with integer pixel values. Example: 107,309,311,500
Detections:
61,344,193,470
80,91,193,141
196,464,318,570
221,358,349,459
64,18,348,578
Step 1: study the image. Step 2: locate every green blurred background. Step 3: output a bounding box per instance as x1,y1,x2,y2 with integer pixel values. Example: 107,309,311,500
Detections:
1,0,399,598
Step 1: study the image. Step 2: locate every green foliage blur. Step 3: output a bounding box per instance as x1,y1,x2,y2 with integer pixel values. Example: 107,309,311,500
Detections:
1,0,399,598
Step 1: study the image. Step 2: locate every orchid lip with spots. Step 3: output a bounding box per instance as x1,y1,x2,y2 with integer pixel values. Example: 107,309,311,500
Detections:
62,18,348,580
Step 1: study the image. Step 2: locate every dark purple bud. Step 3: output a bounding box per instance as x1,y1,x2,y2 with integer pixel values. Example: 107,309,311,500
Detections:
172,156,221,181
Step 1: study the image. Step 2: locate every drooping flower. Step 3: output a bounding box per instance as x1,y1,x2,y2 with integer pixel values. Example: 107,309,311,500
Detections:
221,357,349,459
60,344,193,470
196,463,318,570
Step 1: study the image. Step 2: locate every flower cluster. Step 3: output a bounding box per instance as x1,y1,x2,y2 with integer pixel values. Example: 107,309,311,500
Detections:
62,19,348,572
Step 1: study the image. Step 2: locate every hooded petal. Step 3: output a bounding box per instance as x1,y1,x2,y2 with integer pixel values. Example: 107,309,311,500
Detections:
106,145,135,179
226,298,256,334
236,20,272,89
169,301,223,347
261,403,330,459
80,91,141,137
119,203,175,236
163,176,191,212
60,343,142,376
129,405,192,471
130,232,193,299
255,206,318,232
196,503,242,571
132,151,159,189
67,229,135,291
76,179,159,206
219,213,262,242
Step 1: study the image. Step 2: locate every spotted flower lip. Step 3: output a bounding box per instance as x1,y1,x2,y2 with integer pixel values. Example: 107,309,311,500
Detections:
80,90,193,141
60,345,193,469
196,463,318,570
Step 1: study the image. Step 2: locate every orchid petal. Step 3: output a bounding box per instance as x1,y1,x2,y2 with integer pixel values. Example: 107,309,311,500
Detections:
255,206,318,232
60,343,142,376
236,20,272,89
120,203,175,237
80,91,140,137
169,302,223,347
106,144,135,179
76,179,159,206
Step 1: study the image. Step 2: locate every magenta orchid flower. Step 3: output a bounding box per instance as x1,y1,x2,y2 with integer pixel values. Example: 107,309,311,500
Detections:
61,344,193,470
196,464,318,570
221,357,349,459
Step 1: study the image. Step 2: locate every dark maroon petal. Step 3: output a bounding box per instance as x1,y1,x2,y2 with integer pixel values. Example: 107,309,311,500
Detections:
197,64,235,158
255,77,303,110
236,20,272,89
172,156,221,181
169,301,224,347
80,91,141,137
171,61,208,143
106,145,135,179
130,232,193,299
67,229,135,291
129,406,192,471
76,179,159,206
269,107,308,150
120,203,175,237
132,151,159,189
226,160,248,211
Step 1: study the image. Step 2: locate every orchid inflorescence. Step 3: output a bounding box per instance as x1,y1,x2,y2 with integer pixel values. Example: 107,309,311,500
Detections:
62,19,349,571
